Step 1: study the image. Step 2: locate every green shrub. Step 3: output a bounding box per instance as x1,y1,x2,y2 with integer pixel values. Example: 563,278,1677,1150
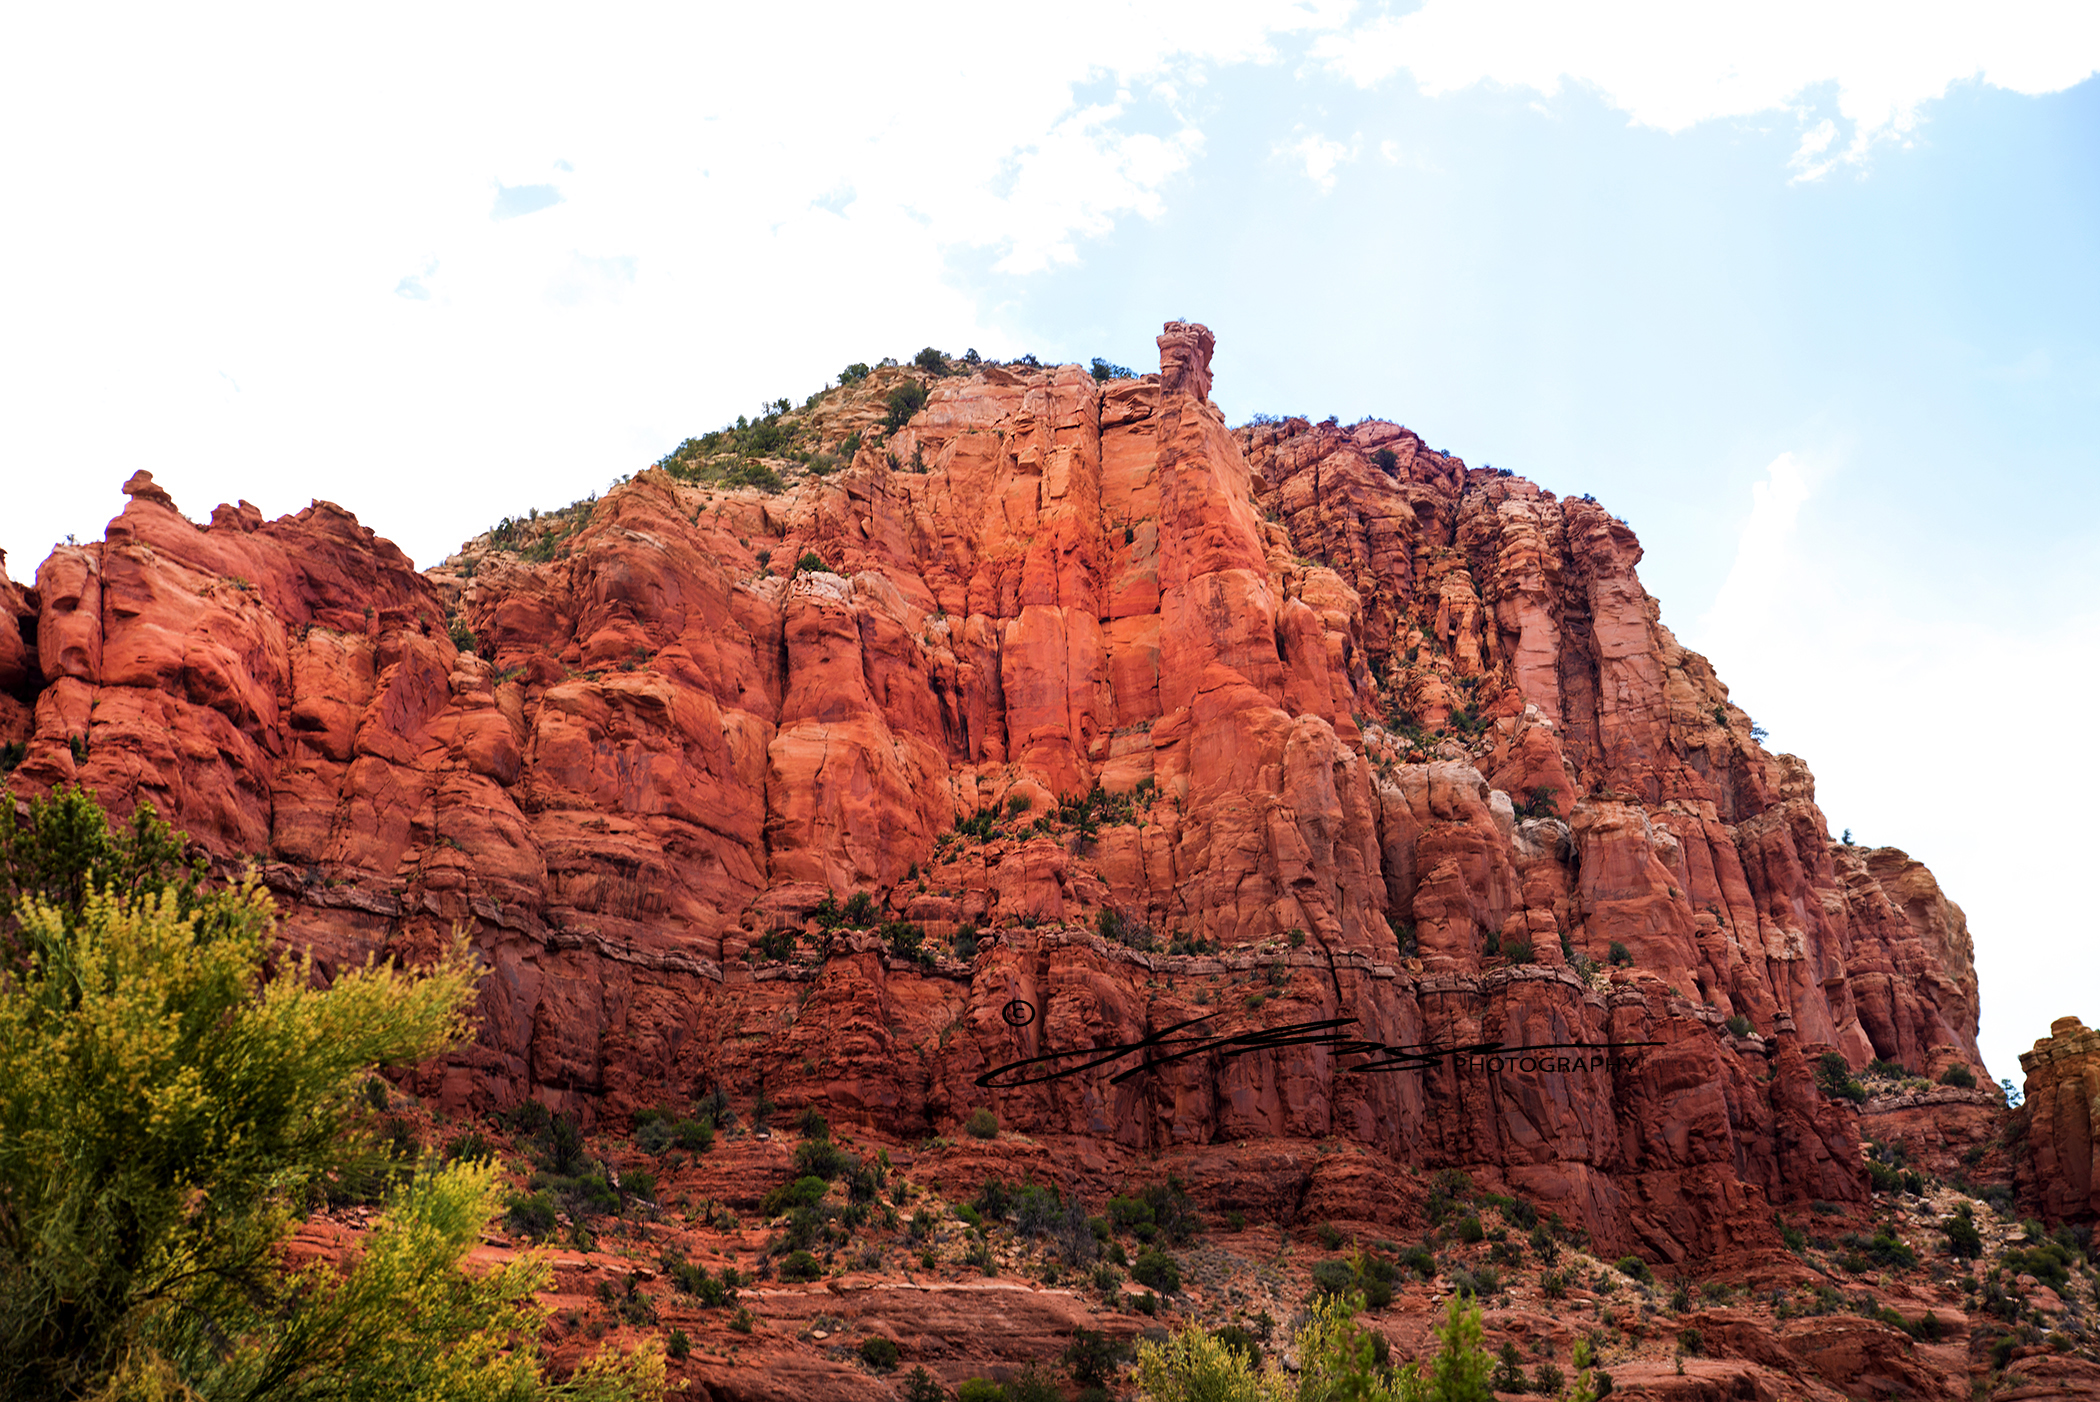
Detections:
504,1190,558,1240
1456,1214,1485,1244
442,1130,496,1164
840,362,871,384
1724,1014,1753,1037
886,382,929,430
778,1249,822,1282
621,1165,657,1203
668,1328,690,1359
860,1335,901,1370
1677,1326,1703,1356
761,1176,829,1216
1815,1051,1869,1103
881,919,925,958
1942,1204,1983,1259
1502,935,1534,964
956,1380,1003,1402
795,1137,854,1180
913,348,948,374
1316,1221,1344,1249
724,461,784,493
1616,1255,1652,1284
1449,1264,1500,1298
1310,1259,1356,1297
795,550,829,575
902,1366,947,1402
1607,940,1633,966
1089,357,1135,382
1492,1341,1527,1392
965,1108,1000,1140
1131,1247,1181,1294
1063,1327,1129,1387
1939,1063,1976,1089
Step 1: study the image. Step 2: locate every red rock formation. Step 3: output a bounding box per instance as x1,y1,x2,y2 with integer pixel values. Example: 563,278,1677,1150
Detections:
2020,1016,2100,1222
0,325,2001,1269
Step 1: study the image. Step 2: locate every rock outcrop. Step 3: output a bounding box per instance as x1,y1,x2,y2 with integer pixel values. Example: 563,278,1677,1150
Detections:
0,325,2004,1266
2021,1016,2100,1222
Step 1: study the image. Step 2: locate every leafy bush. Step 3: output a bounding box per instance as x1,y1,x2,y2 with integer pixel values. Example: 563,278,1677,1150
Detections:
762,1176,830,1216
778,1250,822,1282
1456,1214,1485,1244
1939,1063,1976,1089
1063,1328,1129,1387
1131,1247,1181,1294
0,787,657,1402
886,382,929,430
902,1366,947,1402
667,1328,690,1360
1942,1204,1983,1259
913,348,948,374
1309,1259,1356,1297
1615,1255,1653,1284
1725,1014,1754,1037
505,1190,559,1241
965,1107,1000,1139
724,461,784,493
1815,1051,1868,1103
1089,357,1135,382
882,919,925,958
956,1379,1003,1402
1607,940,1633,966
1448,1264,1501,1298
860,1335,901,1370
1502,935,1534,964
1677,1326,1703,1356
1372,447,1399,474
839,362,871,384
795,550,829,576
794,1137,854,1181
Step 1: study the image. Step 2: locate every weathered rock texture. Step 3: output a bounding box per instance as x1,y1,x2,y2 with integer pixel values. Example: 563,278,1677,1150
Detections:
0,323,2009,1263
2020,1016,2100,1222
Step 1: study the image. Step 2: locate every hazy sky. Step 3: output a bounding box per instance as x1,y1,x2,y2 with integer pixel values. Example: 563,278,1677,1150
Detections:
4,2,2095,1084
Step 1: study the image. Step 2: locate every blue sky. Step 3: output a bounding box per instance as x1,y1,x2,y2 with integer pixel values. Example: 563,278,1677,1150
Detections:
3,2,2095,1083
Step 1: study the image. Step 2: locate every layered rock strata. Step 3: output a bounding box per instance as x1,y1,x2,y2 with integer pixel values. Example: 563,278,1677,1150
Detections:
0,323,1999,1261
2021,1016,2100,1222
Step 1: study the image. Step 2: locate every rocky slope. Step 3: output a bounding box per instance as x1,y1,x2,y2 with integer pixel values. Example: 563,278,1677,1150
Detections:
3,320,2090,1397
0,322,2002,1238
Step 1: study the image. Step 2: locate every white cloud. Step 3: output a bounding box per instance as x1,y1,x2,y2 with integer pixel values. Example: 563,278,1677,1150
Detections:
0,2,1347,571
1281,130,1360,190
1317,0,2100,171
1789,119,1841,182
1687,450,2100,1086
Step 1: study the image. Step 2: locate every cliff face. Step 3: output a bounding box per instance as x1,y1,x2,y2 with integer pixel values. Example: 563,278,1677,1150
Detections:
2021,1017,2100,1222
0,323,2005,1262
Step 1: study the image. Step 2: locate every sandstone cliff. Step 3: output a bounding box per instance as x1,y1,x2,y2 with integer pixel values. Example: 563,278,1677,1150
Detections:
0,324,2009,1270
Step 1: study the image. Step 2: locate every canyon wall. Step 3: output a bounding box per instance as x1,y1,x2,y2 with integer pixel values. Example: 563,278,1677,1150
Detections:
0,323,2021,1259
